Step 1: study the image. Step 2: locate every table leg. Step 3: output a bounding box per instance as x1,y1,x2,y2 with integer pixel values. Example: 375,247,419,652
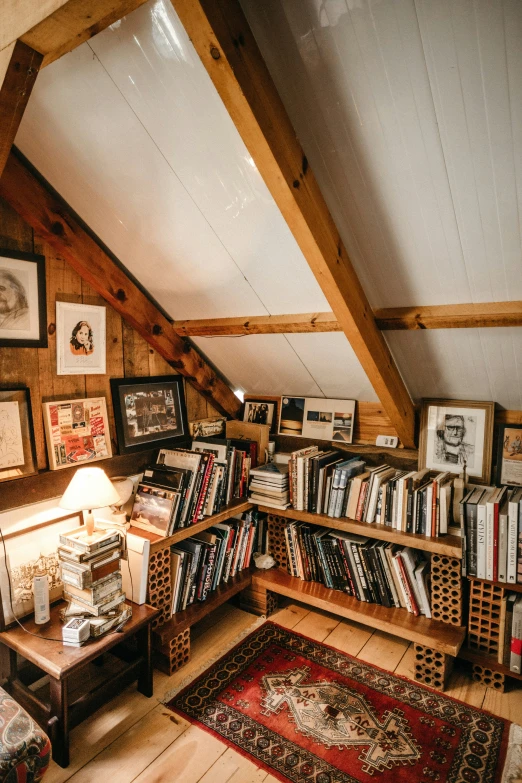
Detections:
136,624,153,697
49,678,69,768
7,648,17,683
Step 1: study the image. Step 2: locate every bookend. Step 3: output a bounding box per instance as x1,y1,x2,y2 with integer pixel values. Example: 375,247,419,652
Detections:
431,554,463,626
267,514,289,570
155,629,190,676
413,643,453,691
468,580,503,657
147,546,173,630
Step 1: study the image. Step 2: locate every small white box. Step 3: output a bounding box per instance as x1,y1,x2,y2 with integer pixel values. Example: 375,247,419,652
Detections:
62,617,90,645
376,435,399,448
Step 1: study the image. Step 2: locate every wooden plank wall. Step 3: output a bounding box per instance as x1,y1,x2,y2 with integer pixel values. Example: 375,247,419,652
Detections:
0,197,219,471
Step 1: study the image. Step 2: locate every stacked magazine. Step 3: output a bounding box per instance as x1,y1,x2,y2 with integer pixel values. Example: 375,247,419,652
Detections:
248,462,290,509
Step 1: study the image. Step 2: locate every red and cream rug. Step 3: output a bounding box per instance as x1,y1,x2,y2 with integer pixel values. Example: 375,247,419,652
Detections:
166,621,522,783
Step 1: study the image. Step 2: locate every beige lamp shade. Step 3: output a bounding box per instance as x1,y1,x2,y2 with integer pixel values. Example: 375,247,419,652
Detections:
59,467,121,512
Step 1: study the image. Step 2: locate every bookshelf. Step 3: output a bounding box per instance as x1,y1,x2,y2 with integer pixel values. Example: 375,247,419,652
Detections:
257,505,462,559
459,647,522,684
466,576,522,594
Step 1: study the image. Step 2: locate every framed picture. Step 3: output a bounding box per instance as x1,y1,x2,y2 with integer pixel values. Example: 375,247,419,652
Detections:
130,483,179,537
0,249,47,348
279,395,356,443
243,396,279,432
189,416,226,439
0,512,82,629
56,301,106,375
495,424,522,487
0,387,38,483
111,375,189,454
42,396,112,470
418,398,495,483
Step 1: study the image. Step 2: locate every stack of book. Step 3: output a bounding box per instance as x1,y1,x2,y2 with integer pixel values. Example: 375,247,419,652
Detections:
460,486,522,582
170,511,259,614
248,462,290,509
498,592,522,673
286,446,455,537
59,526,128,639
283,520,431,617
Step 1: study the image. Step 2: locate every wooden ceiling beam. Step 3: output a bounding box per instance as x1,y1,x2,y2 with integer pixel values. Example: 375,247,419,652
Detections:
175,301,522,336
0,41,42,178
0,151,241,419
170,0,416,448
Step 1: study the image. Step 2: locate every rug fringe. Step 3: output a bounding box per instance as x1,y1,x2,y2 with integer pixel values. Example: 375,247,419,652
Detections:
161,616,267,705
501,723,522,783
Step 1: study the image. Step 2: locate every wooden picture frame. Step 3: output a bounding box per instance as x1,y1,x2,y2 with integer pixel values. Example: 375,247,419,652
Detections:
418,398,494,484
495,423,522,487
42,397,112,470
111,375,189,455
0,249,47,348
56,301,106,375
243,395,280,434
0,511,82,630
0,387,38,483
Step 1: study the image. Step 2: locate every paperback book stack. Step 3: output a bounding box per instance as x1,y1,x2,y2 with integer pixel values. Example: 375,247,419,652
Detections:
248,462,290,510
460,485,522,581
170,511,259,614
284,519,432,617
499,592,522,674
59,526,130,640
287,445,456,537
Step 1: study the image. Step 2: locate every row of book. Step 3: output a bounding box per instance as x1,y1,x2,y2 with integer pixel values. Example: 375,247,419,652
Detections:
285,446,455,536
461,486,522,582
170,511,259,614
500,592,522,673
284,520,431,617
130,436,259,537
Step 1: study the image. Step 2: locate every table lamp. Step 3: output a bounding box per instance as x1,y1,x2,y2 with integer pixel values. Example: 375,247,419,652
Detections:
59,467,121,541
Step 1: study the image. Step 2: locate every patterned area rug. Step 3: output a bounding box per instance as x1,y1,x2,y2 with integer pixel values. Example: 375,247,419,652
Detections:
166,622,518,783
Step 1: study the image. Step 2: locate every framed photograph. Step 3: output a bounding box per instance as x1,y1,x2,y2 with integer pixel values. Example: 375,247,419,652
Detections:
279,396,305,436
0,512,82,629
418,398,495,483
0,387,38,483
111,375,189,454
243,396,279,433
42,396,112,470
495,424,522,486
56,301,106,375
0,249,47,348
130,483,179,537
279,395,356,443
189,416,226,439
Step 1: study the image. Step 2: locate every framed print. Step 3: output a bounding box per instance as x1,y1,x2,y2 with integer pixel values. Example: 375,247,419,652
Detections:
189,416,226,438
0,512,81,629
56,301,106,375
243,395,280,433
495,424,522,486
418,398,494,483
0,249,47,348
0,387,37,483
42,397,112,470
111,375,189,454
279,396,356,443
130,483,179,537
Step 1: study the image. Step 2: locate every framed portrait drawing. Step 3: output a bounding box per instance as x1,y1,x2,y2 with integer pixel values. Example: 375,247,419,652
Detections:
243,395,280,433
0,250,47,348
418,399,494,484
495,424,522,486
0,512,81,629
56,301,106,375
42,397,112,470
111,375,189,454
0,387,38,483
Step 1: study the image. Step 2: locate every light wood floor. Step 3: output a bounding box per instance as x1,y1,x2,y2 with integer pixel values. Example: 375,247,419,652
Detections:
45,601,522,783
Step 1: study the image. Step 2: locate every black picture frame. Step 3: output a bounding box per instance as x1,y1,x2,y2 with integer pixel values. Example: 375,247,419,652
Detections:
495,423,522,487
0,249,47,348
0,386,38,483
111,375,189,455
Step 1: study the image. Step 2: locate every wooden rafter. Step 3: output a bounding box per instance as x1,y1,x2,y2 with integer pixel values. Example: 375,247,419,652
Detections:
0,41,42,178
0,151,241,418
174,301,522,336
170,0,415,448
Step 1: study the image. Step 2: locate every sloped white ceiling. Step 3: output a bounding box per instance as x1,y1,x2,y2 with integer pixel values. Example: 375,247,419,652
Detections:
14,0,522,409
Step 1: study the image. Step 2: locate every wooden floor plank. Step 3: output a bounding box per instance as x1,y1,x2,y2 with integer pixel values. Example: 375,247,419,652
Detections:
198,747,267,783
393,643,415,680
443,668,487,709
132,725,225,782
356,629,410,670
482,684,522,725
292,608,340,642
66,705,190,783
269,601,310,629
323,618,373,657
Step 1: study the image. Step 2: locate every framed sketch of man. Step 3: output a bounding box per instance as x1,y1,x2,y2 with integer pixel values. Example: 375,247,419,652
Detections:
419,398,494,484
0,250,47,348
56,301,106,375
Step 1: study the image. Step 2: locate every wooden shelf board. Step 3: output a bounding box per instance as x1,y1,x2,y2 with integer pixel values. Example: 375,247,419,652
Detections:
459,647,522,682
128,499,253,554
467,576,522,594
153,568,253,645
257,505,462,558
254,568,466,656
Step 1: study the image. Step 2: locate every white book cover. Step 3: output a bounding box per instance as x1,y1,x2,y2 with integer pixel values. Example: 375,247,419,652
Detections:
507,489,522,583
485,490,500,581
498,498,509,583
476,490,494,579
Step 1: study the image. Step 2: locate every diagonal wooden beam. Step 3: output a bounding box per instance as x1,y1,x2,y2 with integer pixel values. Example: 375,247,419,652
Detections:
0,41,42,178
0,151,241,419
170,0,415,447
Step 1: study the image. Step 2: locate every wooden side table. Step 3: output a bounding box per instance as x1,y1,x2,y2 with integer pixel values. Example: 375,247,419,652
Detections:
0,601,158,768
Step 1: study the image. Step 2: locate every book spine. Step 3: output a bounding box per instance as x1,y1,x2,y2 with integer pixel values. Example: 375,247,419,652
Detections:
395,554,419,616
392,554,413,613
358,546,377,603
327,467,341,517
349,543,367,601
405,479,414,533
316,538,334,589
466,502,478,577
336,539,354,596
507,500,518,583
510,598,522,674
492,502,500,582
476,504,487,580
355,482,369,521
498,513,508,583
201,545,217,601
